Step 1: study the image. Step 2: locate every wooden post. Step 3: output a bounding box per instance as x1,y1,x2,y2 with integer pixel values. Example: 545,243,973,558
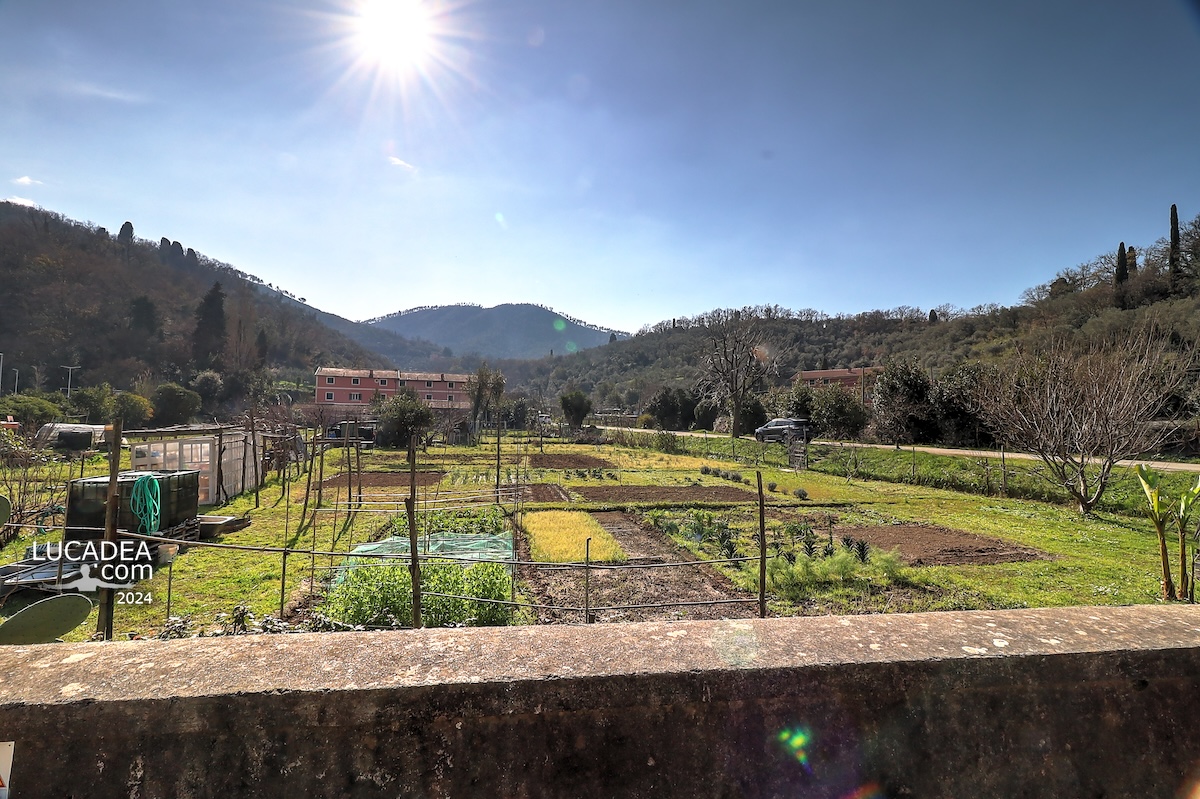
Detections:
300,432,314,530
1000,445,1008,497
407,434,421,629
95,417,123,640
757,471,766,619
250,411,260,508
495,420,502,502
314,437,326,528
216,427,226,504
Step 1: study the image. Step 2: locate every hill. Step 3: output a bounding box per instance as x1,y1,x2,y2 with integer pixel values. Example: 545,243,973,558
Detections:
365,303,629,360
498,206,1200,410
0,202,442,393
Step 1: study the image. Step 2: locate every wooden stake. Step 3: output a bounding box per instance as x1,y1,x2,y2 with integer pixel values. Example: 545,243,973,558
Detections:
757,470,766,619
408,434,421,629
95,417,123,640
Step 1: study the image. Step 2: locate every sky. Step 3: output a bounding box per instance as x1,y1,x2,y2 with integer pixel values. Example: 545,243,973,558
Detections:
2,0,1199,334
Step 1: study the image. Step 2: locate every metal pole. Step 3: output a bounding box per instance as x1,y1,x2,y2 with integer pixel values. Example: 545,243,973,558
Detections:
279,550,289,618
757,471,766,618
584,537,592,624
61,365,80,399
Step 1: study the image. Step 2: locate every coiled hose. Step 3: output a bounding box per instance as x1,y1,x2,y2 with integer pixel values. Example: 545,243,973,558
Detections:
130,474,161,534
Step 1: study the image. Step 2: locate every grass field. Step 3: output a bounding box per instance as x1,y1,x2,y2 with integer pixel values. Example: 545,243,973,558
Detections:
522,510,627,563
0,434,1189,638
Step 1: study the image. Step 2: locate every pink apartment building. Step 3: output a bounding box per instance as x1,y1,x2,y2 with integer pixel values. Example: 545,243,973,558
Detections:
314,368,472,410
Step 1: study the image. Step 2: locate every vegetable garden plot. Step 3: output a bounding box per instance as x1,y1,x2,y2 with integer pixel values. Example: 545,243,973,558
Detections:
515,511,757,624
839,524,1052,566
528,454,613,469
572,485,756,503
321,471,445,487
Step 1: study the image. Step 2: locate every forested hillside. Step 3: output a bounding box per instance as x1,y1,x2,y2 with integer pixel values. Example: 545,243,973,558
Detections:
366,303,629,360
499,206,1200,411
0,202,447,395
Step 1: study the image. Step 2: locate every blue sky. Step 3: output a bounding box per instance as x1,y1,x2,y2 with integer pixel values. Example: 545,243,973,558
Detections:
3,0,1199,333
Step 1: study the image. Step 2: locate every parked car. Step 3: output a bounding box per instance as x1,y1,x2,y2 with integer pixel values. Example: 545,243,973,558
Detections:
754,418,811,444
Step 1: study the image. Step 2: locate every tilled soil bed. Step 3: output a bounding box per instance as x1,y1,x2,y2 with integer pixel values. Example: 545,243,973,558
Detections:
841,524,1051,566
572,484,756,503
320,471,445,488
522,483,572,503
528,454,613,469
517,511,758,624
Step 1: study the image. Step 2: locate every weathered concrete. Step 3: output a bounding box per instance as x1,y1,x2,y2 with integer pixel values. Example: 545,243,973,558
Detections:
3,605,1200,797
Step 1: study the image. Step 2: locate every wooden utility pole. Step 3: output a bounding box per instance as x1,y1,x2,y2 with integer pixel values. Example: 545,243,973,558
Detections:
96,417,123,640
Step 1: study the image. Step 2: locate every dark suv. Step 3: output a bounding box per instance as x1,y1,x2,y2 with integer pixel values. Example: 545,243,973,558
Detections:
754,418,811,444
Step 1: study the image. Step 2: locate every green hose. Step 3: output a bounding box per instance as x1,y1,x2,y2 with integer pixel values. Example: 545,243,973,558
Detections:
130,474,161,534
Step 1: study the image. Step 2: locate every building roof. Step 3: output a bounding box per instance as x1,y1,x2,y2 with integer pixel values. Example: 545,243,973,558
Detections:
399,372,472,383
794,367,883,380
314,368,400,378
314,367,473,383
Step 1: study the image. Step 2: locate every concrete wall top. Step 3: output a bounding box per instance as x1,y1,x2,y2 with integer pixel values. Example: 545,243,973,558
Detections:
2,604,1199,706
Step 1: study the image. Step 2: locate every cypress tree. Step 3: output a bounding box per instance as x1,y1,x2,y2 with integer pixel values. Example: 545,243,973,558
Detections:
1115,242,1129,285
1127,246,1138,276
1170,204,1181,292
192,282,228,369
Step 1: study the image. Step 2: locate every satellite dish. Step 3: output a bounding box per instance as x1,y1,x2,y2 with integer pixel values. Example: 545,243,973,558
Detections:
0,494,10,527
0,594,93,645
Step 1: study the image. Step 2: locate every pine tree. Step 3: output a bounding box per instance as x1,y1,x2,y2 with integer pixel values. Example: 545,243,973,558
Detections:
192,282,228,369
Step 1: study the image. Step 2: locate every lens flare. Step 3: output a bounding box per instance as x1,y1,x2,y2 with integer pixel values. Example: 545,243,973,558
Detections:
553,319,566,332
776,726,814,772
840,783,884,799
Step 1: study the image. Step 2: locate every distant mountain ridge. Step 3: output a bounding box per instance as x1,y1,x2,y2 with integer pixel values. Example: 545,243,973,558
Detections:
364,303,630,361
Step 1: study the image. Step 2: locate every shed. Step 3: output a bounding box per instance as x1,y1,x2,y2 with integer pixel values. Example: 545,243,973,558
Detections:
127,424,269,506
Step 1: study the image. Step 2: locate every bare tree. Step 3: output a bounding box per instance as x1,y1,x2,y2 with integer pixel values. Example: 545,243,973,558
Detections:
978,334,1194,515
697,309,779,437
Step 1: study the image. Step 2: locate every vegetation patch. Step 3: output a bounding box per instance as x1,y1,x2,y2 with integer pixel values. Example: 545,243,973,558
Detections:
573,484,756,503
528,453,613,469
324,559,511,628
320,470,445,488
523,510,627,563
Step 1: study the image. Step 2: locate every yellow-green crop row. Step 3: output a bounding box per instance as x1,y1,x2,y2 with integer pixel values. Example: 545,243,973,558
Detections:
523,511,627,563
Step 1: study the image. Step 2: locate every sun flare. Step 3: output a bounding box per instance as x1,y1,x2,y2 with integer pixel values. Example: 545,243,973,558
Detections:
354,0,435,75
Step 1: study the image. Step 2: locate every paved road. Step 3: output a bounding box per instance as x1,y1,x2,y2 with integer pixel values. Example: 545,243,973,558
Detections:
599,427,1200,474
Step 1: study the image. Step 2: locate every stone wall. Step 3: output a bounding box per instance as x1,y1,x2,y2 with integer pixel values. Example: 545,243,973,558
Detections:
2,605,1200,797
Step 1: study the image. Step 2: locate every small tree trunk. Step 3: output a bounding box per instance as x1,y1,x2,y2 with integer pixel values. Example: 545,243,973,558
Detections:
1157,523,1177,600
1179,527,1190,602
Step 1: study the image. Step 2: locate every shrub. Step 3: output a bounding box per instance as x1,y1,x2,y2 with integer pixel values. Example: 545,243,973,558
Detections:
324,559,513,628
700,465,712,475
653,429,681,453
767,481,777,492
793,487,809,500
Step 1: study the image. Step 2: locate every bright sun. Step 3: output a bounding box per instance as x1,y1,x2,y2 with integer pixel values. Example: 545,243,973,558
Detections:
354,0,435,75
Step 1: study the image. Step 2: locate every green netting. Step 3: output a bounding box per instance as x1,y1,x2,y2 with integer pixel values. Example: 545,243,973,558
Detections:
332,534,513,586
351,533,514,562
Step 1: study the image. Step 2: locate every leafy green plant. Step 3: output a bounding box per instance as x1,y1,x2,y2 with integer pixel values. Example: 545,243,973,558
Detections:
1136,465,1177,600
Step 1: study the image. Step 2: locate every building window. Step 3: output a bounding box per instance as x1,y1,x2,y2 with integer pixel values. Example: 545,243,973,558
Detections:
325,377,334,384
426,394,433,401
325,392,334,401
398,380,406,386
378,379,387,386
426,381,433,388
351,377,360,385
447,382,455,389
349,393,362,401
447,394,454,402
